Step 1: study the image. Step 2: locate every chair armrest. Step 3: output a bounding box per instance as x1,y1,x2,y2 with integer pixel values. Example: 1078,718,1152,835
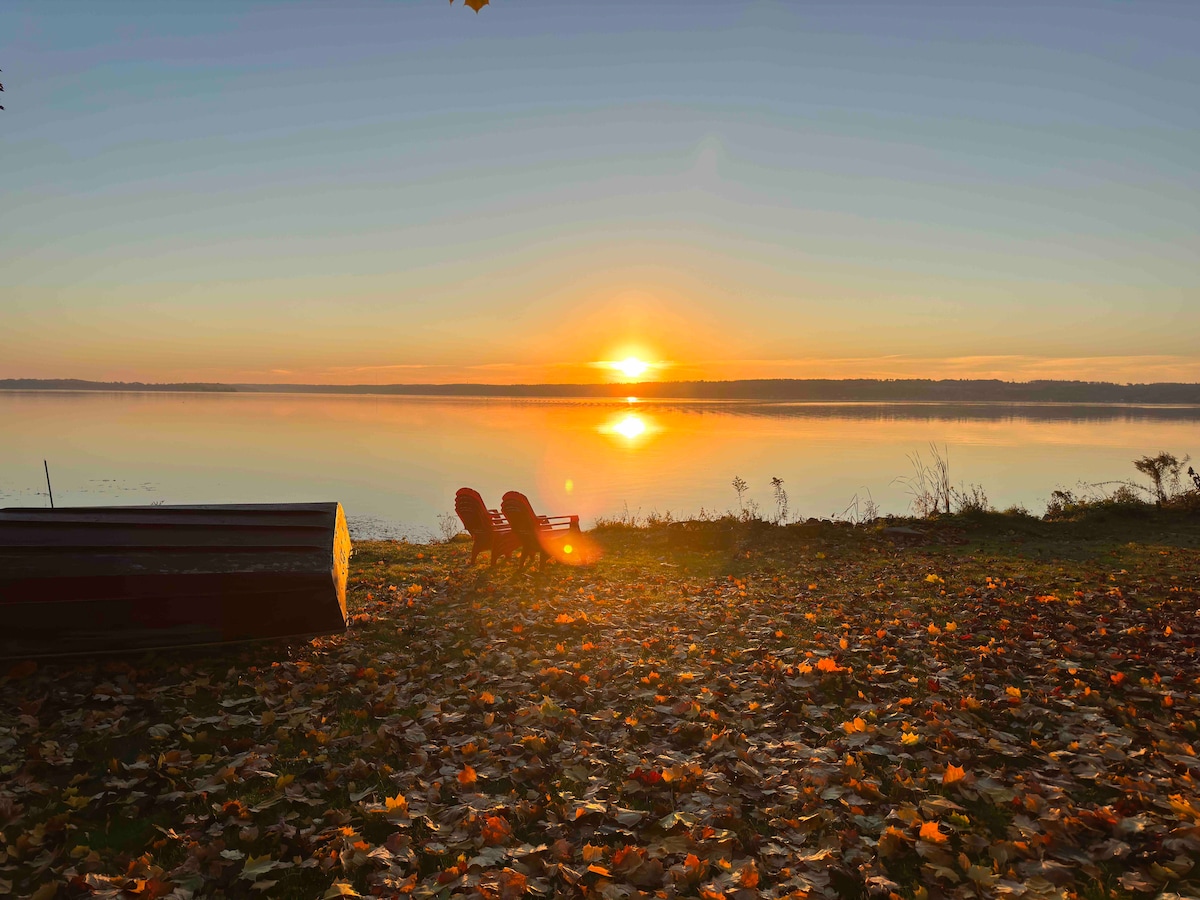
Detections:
538,515,581,534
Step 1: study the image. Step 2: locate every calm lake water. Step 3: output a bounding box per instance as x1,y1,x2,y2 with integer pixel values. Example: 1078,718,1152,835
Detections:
3,391,1199,539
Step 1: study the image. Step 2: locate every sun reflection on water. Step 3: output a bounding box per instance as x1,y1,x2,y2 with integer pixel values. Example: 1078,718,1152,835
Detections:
603,411,651,442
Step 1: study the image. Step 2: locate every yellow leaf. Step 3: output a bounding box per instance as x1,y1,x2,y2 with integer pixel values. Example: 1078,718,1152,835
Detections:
323,884,362,899
1168,794,1200,822
276,774,294,789
901,732,921,746
385,792,408,813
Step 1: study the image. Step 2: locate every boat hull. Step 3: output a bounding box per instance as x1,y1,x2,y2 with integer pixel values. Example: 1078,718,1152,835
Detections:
0,503,351,657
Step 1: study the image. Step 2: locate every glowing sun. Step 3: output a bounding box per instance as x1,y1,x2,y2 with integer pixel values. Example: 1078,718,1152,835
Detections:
613,357,650,379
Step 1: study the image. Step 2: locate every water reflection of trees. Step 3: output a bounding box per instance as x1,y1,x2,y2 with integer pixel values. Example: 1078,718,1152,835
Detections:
607,401,1200,424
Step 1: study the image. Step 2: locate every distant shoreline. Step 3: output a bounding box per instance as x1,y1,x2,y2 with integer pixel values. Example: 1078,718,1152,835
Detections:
4,377,1200,405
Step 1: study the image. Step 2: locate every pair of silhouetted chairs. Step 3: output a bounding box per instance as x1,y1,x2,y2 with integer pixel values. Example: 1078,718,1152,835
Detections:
454,488,580,570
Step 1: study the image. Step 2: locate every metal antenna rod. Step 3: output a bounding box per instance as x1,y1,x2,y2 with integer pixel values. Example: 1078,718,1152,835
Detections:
44,459,54,509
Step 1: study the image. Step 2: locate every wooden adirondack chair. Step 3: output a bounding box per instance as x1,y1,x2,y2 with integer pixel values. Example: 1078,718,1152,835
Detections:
500,490,581,570
455,488,520,566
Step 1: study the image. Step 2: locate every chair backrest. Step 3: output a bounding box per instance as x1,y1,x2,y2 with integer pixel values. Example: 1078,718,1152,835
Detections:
500,491,540,540
455,488,494,538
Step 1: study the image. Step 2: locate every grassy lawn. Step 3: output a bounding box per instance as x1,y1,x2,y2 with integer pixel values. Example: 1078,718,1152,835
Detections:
3,512,1200,899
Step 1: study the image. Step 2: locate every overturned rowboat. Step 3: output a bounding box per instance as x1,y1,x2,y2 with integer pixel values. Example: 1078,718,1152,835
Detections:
0,503,351,658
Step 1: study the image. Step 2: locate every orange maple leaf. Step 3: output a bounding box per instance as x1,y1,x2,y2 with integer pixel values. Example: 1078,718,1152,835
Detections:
457,764,477,786
736,861,760,889
385,793,408,813
943,764,967,786
497,869,526,900
481,815,512,845
918,821,948,843
612,845,640,868
581,844,606,862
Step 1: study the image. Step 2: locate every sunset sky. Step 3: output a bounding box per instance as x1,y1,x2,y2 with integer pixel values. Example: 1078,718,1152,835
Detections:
2,1,1198,384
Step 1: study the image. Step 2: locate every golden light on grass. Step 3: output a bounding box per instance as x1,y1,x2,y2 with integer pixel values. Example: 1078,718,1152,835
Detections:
547,533,600,565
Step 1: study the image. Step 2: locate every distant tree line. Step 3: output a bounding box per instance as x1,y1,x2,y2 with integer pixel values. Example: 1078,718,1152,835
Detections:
6,378,1200,404
0,379,236,393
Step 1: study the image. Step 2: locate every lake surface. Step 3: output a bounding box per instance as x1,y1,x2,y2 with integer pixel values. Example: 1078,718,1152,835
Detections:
3,391,1199,539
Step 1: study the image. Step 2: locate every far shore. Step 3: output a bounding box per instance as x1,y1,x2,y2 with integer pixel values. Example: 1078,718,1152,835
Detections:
6,376,1200,405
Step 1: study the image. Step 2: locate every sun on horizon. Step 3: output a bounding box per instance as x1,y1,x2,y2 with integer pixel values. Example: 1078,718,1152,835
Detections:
615,357,649,379
602,356,661,381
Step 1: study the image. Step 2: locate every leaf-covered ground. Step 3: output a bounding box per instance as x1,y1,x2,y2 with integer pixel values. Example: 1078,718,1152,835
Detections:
3,513,1200,900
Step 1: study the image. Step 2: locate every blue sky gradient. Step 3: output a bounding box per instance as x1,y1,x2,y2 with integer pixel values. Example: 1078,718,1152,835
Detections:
3,1,1198,382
